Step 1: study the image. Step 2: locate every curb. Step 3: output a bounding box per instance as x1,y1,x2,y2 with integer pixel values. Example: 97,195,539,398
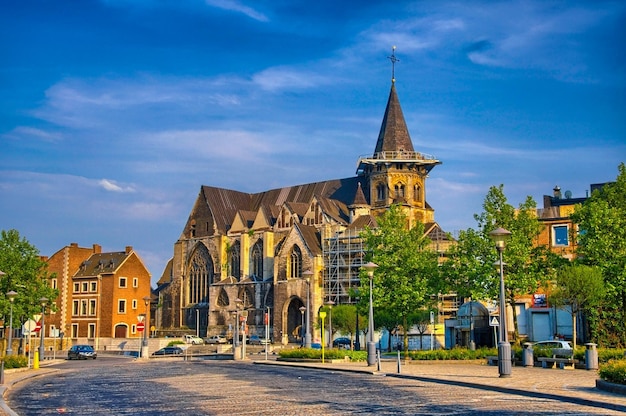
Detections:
255,361,626,413
597,379,626,395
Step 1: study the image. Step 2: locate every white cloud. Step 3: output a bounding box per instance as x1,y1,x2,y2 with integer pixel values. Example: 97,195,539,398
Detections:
205,0,268,22
98,179,135,193
252,67,331,91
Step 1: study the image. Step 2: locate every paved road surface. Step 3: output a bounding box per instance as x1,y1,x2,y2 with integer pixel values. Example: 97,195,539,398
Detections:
5,357,624,415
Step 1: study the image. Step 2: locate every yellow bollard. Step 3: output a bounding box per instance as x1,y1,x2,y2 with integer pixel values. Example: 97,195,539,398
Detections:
33,350,39,369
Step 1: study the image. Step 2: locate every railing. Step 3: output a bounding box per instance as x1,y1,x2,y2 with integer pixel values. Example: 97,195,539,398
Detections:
358,150,438,162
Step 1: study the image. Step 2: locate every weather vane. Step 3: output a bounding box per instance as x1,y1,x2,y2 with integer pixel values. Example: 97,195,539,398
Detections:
388,46,399,83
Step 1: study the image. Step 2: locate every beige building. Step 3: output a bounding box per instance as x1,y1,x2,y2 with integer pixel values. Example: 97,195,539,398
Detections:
155,81,453,344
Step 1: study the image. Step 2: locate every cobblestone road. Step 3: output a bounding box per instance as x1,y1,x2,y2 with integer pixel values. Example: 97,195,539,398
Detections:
6,358,623,415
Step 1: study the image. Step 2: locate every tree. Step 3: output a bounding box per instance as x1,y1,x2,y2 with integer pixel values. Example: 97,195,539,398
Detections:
549,265,605,349
330,304,366,350
361,205,439,355
571,163,626,347
444,185,563,343
0,229,59,329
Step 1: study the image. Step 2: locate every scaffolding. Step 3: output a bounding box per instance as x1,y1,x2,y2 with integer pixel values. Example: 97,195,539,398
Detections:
323,228,365,305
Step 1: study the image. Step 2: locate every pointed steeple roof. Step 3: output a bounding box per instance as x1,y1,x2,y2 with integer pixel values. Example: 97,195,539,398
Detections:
373,83,415,154
350,182,368,206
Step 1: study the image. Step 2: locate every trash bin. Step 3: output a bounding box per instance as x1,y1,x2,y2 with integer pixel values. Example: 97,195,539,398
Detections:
585,343,598,370
522,342,534,367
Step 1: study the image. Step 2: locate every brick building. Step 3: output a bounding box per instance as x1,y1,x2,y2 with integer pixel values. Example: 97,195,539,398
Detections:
45,243,151,349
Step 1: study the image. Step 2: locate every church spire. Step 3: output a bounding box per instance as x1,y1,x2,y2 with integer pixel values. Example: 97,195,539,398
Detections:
373,82,415,154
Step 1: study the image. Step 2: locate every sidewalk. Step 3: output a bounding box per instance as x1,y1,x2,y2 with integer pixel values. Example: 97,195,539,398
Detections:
256,358,626,413
0,362,61,416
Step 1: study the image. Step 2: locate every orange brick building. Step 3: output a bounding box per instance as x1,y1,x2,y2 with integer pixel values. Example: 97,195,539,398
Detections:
44,243,151,349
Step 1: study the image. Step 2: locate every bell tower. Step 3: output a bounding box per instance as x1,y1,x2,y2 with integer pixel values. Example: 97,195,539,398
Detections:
356,47,441,227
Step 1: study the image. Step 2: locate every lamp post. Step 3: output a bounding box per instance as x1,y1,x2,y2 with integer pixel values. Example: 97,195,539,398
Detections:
325,300,334,348
39,297,48,361
319,311,326,363
302,270,313,348
362,262,378,366
489,227,512,378
6,290,17,355
299,306,306,347
141,296,150,358
234,298,243,359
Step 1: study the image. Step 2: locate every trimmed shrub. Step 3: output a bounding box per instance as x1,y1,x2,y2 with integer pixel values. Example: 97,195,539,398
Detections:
167,340,185,347
599,359,626,385
278,347,367,361
2,355,28,369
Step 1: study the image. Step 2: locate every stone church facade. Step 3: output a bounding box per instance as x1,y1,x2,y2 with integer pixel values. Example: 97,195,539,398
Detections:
154,80,453,344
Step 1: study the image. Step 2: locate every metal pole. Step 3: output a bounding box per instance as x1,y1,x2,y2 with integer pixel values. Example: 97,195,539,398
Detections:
265,307,270,361
367,271,376,366
6,292,16,355
305,278,311,348
39,298,47,361
497,247,511,377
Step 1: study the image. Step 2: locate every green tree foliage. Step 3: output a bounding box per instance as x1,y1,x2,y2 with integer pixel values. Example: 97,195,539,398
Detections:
360,205,439,354
571,163,626,347
0,229,59,326
330,304,365,349
443,185,564,342
549,265,605,349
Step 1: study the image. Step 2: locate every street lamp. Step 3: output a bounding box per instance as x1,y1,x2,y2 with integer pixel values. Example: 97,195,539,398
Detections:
362,262,378,366
234,298,243,359
142,296,151,358
325,300,334,348
299,306,306,347
39,297,48,361
6,290,17,355
489,227,512,378
302,269,313,348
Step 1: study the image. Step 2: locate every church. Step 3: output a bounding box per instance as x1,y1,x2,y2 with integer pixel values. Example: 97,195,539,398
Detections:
154,68,453,345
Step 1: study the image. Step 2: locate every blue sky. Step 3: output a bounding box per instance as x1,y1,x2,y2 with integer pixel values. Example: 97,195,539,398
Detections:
2,0,625,286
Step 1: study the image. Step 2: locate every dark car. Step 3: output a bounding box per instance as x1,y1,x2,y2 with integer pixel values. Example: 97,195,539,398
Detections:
68,345,97,360
332,337,351,348
152,346,184,356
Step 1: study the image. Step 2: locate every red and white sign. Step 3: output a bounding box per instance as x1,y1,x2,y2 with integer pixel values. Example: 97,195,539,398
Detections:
34,320,42,333
137,321,145,332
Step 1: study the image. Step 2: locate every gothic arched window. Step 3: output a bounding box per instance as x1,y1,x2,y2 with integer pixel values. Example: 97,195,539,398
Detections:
188,244,214,305
251,240,263,279
229,241,241,280
395,183,405,198
376,183,386,201
288,245,302,279
414,184,422,202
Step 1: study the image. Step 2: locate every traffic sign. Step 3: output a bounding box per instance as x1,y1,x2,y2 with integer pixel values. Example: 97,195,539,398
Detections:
23,319,37,335
34,320,42,333
489,316,500,327
137,321,145,332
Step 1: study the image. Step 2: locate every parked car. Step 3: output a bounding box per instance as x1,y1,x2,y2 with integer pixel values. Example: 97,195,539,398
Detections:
204,335,227,344
68,345,97,360
310,343,322,350
183,335,204,345
152,346,184,356
248,335,263,345
532,340,573,350
332,337,351,348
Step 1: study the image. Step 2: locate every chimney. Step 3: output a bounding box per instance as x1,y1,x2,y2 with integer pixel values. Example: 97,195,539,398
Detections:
70,242,78,248
553,185,561,199
93,244,102,254
125,246,133,254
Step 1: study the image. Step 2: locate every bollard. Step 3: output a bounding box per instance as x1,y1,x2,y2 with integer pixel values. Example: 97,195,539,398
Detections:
585,343,598,370
397,349,401,374
33,350,40,369
522,342,534,367
1,361,4,385
377,350,381,372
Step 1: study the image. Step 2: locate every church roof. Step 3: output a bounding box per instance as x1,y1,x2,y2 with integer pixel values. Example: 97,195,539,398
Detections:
350,182,368,206
374,83,415,154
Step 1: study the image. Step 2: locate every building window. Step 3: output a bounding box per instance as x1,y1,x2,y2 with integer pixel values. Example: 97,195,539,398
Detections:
51,278,57,289
229,241,241,280
553,225,569,246
71,324,78,338
119,277,127,288
90,299,97,315
90,281,97,292
81,300,88,316
131,324,137,334
88,324,96,339
72,300,79,316
132,299,137,310
251,240,263,279
377,183,386,201
394,183,405,198
133,278,138,288
118,299,126,314
82,282,88,292
288,245,302,279
414,184,422,202
73,283,80,293
188,244,214,305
